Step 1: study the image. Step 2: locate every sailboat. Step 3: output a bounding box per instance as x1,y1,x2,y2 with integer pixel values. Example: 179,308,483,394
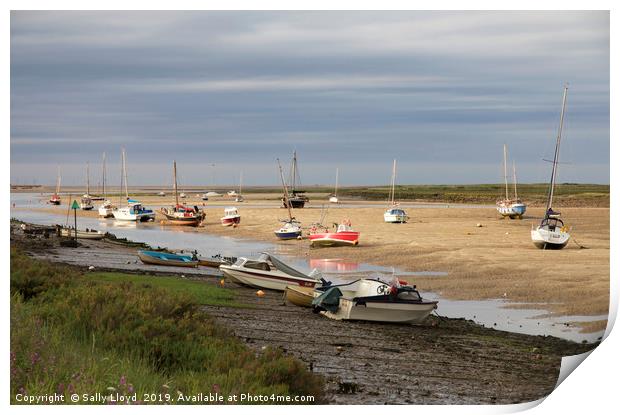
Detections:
496,145,527,219
80,162,94,210
383,160,409,223
531,85,571,250
49,167,62,205
283,151,309,208
97,153,116,217
235,172,245,202
329,168,340,204
274,159,302,239
112,148,155,222
160,161,204,226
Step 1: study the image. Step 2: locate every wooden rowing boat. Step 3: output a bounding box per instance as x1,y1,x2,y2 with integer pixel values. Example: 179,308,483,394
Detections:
285,286,315,307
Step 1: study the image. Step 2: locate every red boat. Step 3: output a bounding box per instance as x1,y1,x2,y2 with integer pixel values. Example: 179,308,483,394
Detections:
49,194,61,205
309,219,360,247
161,204,204,226
221,207,241,227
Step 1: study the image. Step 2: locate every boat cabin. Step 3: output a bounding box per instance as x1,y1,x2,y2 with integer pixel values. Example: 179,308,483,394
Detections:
224,207,239,217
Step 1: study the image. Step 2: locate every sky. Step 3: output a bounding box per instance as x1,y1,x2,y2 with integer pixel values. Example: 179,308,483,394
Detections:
10,11,610,187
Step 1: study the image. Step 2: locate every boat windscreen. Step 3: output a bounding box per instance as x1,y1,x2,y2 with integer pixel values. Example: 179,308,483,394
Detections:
261,253,316,280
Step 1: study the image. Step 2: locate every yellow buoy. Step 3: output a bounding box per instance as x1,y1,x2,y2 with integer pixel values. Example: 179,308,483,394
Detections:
256,290,265,297
219,279,225,287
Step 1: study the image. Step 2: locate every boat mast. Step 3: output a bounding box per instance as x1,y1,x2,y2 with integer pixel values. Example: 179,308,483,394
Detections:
291,151,297,193
512,161,518,200
334,168,339,197
503,144,509,200
86,162,90,196
277,159,293,221
389,159,396,205
102,152,107,199
55,166,61,194
173,160,179,206
121,147,129,201
546,85,568,213
239,171,243,195
119,150,123,205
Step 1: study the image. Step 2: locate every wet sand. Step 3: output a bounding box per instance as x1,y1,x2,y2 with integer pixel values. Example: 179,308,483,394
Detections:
20,192,610,331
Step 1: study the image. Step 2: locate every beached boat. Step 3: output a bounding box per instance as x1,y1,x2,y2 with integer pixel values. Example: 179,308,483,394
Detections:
49,167,62,205
309,220,360,247
274,159,303,239
111,148,155,222
158,191,166,197
384,160,408,223
496,144,527,219
531,85,571,249
312,278,438,323
97,153,116,217
329,168,340,203
285,286,315,307
59,227,105,240
79,162,94,210
282,151,308,208
198,255,236,268
160,161,204,226
138,250,198,267
205,191,222,197
220,253,321,291
220,207,241,227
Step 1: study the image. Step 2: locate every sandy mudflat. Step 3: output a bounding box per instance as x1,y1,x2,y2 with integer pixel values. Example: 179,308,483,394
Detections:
22,193,610,327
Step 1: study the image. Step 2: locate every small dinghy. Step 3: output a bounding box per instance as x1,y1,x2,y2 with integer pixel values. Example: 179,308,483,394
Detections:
312,278,437,324
59,227,105,240
274,220,302,240
221,207,241,227
137,250,198,267
285,286,315,308
197,254,237,268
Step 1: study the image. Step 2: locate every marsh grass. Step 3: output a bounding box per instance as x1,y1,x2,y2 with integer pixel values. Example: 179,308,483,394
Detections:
10,249,324,404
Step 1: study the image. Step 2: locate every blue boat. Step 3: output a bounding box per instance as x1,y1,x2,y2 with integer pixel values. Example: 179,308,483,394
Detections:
137,250,198,267
274,221,302,240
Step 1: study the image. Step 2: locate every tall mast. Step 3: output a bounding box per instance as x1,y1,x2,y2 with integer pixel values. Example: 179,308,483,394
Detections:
291,151,297,192
102,152,107,199
277,159,293,221
55,166,61,194
86,162,90,196
512,161,518,200
173,160,179,206
122,147,129,201
546,85,568,212
239,171,243,195
334,168,339,197
389,159,397,205
503,144,509,200
119,149,123,205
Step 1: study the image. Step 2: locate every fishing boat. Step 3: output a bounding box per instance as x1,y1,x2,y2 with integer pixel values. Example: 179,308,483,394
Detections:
97,153,116,217
496,144,527,219
220,253,321,291
49,167,62,205
312,278,438,323
274,159,303,239
220,207,241,227
384,160,408,223
138,250,198,267
531,85,571,250
285,286,315,307
111,148,155,222
309,219,360,247
59,227,105,240
329,168,340,203
160,161,204,226
282,151,309,208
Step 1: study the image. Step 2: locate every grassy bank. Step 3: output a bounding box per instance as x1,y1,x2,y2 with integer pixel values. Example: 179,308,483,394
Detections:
10,248,324,404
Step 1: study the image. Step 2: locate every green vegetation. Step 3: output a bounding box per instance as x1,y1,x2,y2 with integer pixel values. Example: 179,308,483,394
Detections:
10,249,324,404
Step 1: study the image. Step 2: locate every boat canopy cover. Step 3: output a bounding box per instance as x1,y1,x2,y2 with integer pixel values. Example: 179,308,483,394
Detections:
257,252,320,280
312,287,343,313
127,199,140,204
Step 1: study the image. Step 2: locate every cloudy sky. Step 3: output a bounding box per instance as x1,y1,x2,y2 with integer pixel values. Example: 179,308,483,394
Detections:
10,11,609,187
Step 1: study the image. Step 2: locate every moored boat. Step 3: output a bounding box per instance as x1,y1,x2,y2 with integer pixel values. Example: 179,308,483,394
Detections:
285,286,315,307
274,159,303,239
328,168,340,204
384,160,408,223
160,161,204,226
496,144,527,219
137,250,198,267
59,227,105,240
531,85,571,250
281,151,308,208
309,220,360,247
49,167,62,205
111,148,155,222
97,153,115,217
80,162,94,210
220,207,241,227
312,278,437,323
219,253,321,291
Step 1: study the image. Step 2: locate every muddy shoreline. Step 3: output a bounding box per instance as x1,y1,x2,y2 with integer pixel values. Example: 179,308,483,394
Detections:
10,221,596,404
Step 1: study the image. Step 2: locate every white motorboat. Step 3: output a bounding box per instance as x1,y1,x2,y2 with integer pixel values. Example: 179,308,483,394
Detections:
98,199,116,218
59,227,105,240
531,85,571,249
274,159,303,239
220,207,241,226
80,196,94,211
220,253,321,291
111,148,155,222
158,191,166,197
313,278,437,324
384,160,408,223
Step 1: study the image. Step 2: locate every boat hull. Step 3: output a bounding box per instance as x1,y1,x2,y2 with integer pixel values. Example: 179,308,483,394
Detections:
220,266,317,291
285,286,314,307
322,298,437,323
112,209,155,222
138,251,198,267
98,206,114,218
497,203,527,218
59,228,105,240
274,230,302,240
384,213,408,223
309,232,359,247
531,228,570,250
221,216,241,227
